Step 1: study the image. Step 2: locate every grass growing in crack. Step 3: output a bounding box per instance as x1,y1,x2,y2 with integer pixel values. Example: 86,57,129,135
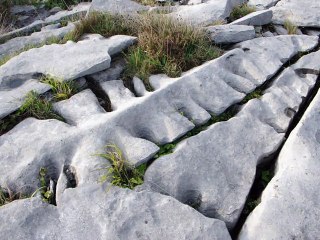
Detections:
0,0,13,35
0,187,27,206
135,0,157,6
229,4,256,22
38,167,54,203
67,12,222,86
240,89,263,104
154,143,176,158
284,20,297,35
0,91,63,135
41,76,78,101
98,144,146,189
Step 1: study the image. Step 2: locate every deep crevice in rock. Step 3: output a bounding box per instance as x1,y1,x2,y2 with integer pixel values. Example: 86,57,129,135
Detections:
85,75,113,112
231,69,320,240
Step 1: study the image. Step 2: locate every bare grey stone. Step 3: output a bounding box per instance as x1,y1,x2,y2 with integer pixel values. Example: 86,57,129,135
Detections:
262,31,274,37
0,184,231,240
230,9,273,26
271,0,320,28
90,0,148,14
0,23,75,62
248,0,279,10
206,25,255,44
239,51,320,239
142,48,320,229
0,34,137,119
274,25,288,35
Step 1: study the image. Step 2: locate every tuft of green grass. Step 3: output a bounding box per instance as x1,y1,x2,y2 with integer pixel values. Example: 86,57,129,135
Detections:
154,143,176,158
241,89,263,104
18,91,62,120
0,91,63,135
98,144,146,189
284,19,297,35
41,76,78,100
229,4,256,22
67,12,222,86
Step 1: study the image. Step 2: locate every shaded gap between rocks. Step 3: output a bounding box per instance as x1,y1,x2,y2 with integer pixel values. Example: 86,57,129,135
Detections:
231,63,320,240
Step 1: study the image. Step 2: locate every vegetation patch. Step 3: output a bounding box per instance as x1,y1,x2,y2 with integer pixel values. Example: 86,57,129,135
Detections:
67,12,222,87
240,89,263,104
229,4,256,22
0,186,27,206
41,76,78,100
0,1,13,35
0,91,63,135
284,19,297,35
98,144,146,189
38,167,54,203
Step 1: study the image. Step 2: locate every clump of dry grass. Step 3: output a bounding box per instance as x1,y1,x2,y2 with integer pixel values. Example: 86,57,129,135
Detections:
284,19,297,35
229,4,256,22
67,12,222,86
0,1,13,35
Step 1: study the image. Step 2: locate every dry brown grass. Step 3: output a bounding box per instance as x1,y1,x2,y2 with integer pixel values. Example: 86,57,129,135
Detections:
0,1,13,35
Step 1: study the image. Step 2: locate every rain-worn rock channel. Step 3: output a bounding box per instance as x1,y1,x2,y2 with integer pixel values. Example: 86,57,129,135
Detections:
0,0,320,239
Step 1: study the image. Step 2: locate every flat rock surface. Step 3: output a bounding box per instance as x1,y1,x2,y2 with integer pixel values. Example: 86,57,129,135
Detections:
271,0,320,27
0,34,136,118
90,0,148,13
239,51,320,239
0,184,231,240
230,9,273,26
206,25,255,44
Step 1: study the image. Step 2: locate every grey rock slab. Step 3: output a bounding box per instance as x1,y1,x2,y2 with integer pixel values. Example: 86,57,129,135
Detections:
142,42,320,229
88,58,126,83
0,34,136,119
248,0,279,10
53,89,106,125
274,24,288,35
206,25,255,44
100,80,135,110
90,0,148,14
305,29,320,36
262,31,274,37
0,184,232,240
44,2,90,23
271,0,320,28
169,0,245,26
0,79,51,119
0,23,75,62
0,20,45,43
230,9,273,26
133,76,148,97
239,74,320,240
0,35,317,197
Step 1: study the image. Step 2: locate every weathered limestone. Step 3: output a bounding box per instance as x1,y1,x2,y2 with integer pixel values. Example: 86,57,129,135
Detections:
271,0,320,28
169,0,243,26
0,3,90,43
248,0,279,10
90,0,148,14
206,25,255,44
142,47,319,229
0,23,75,62
239,51,320,239
0,184,231,240
0,35,317,209
0,34,136,118
230,9,273,26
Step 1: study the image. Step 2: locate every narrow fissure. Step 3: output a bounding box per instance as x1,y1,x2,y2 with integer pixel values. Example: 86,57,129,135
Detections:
85,75,113,112
231,71,320,239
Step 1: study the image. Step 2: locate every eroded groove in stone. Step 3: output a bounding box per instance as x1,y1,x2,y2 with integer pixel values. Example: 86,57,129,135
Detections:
141,48,320,229
0,36,317,204
0,34,137,119
238,73,320,239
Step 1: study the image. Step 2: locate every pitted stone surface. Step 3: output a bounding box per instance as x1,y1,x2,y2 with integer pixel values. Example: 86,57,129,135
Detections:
0,35,317,203
271,0,320,28
0,34,137,119
0,184,231,240
239,61,320,239
142,48,320,229
90,0,148,14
